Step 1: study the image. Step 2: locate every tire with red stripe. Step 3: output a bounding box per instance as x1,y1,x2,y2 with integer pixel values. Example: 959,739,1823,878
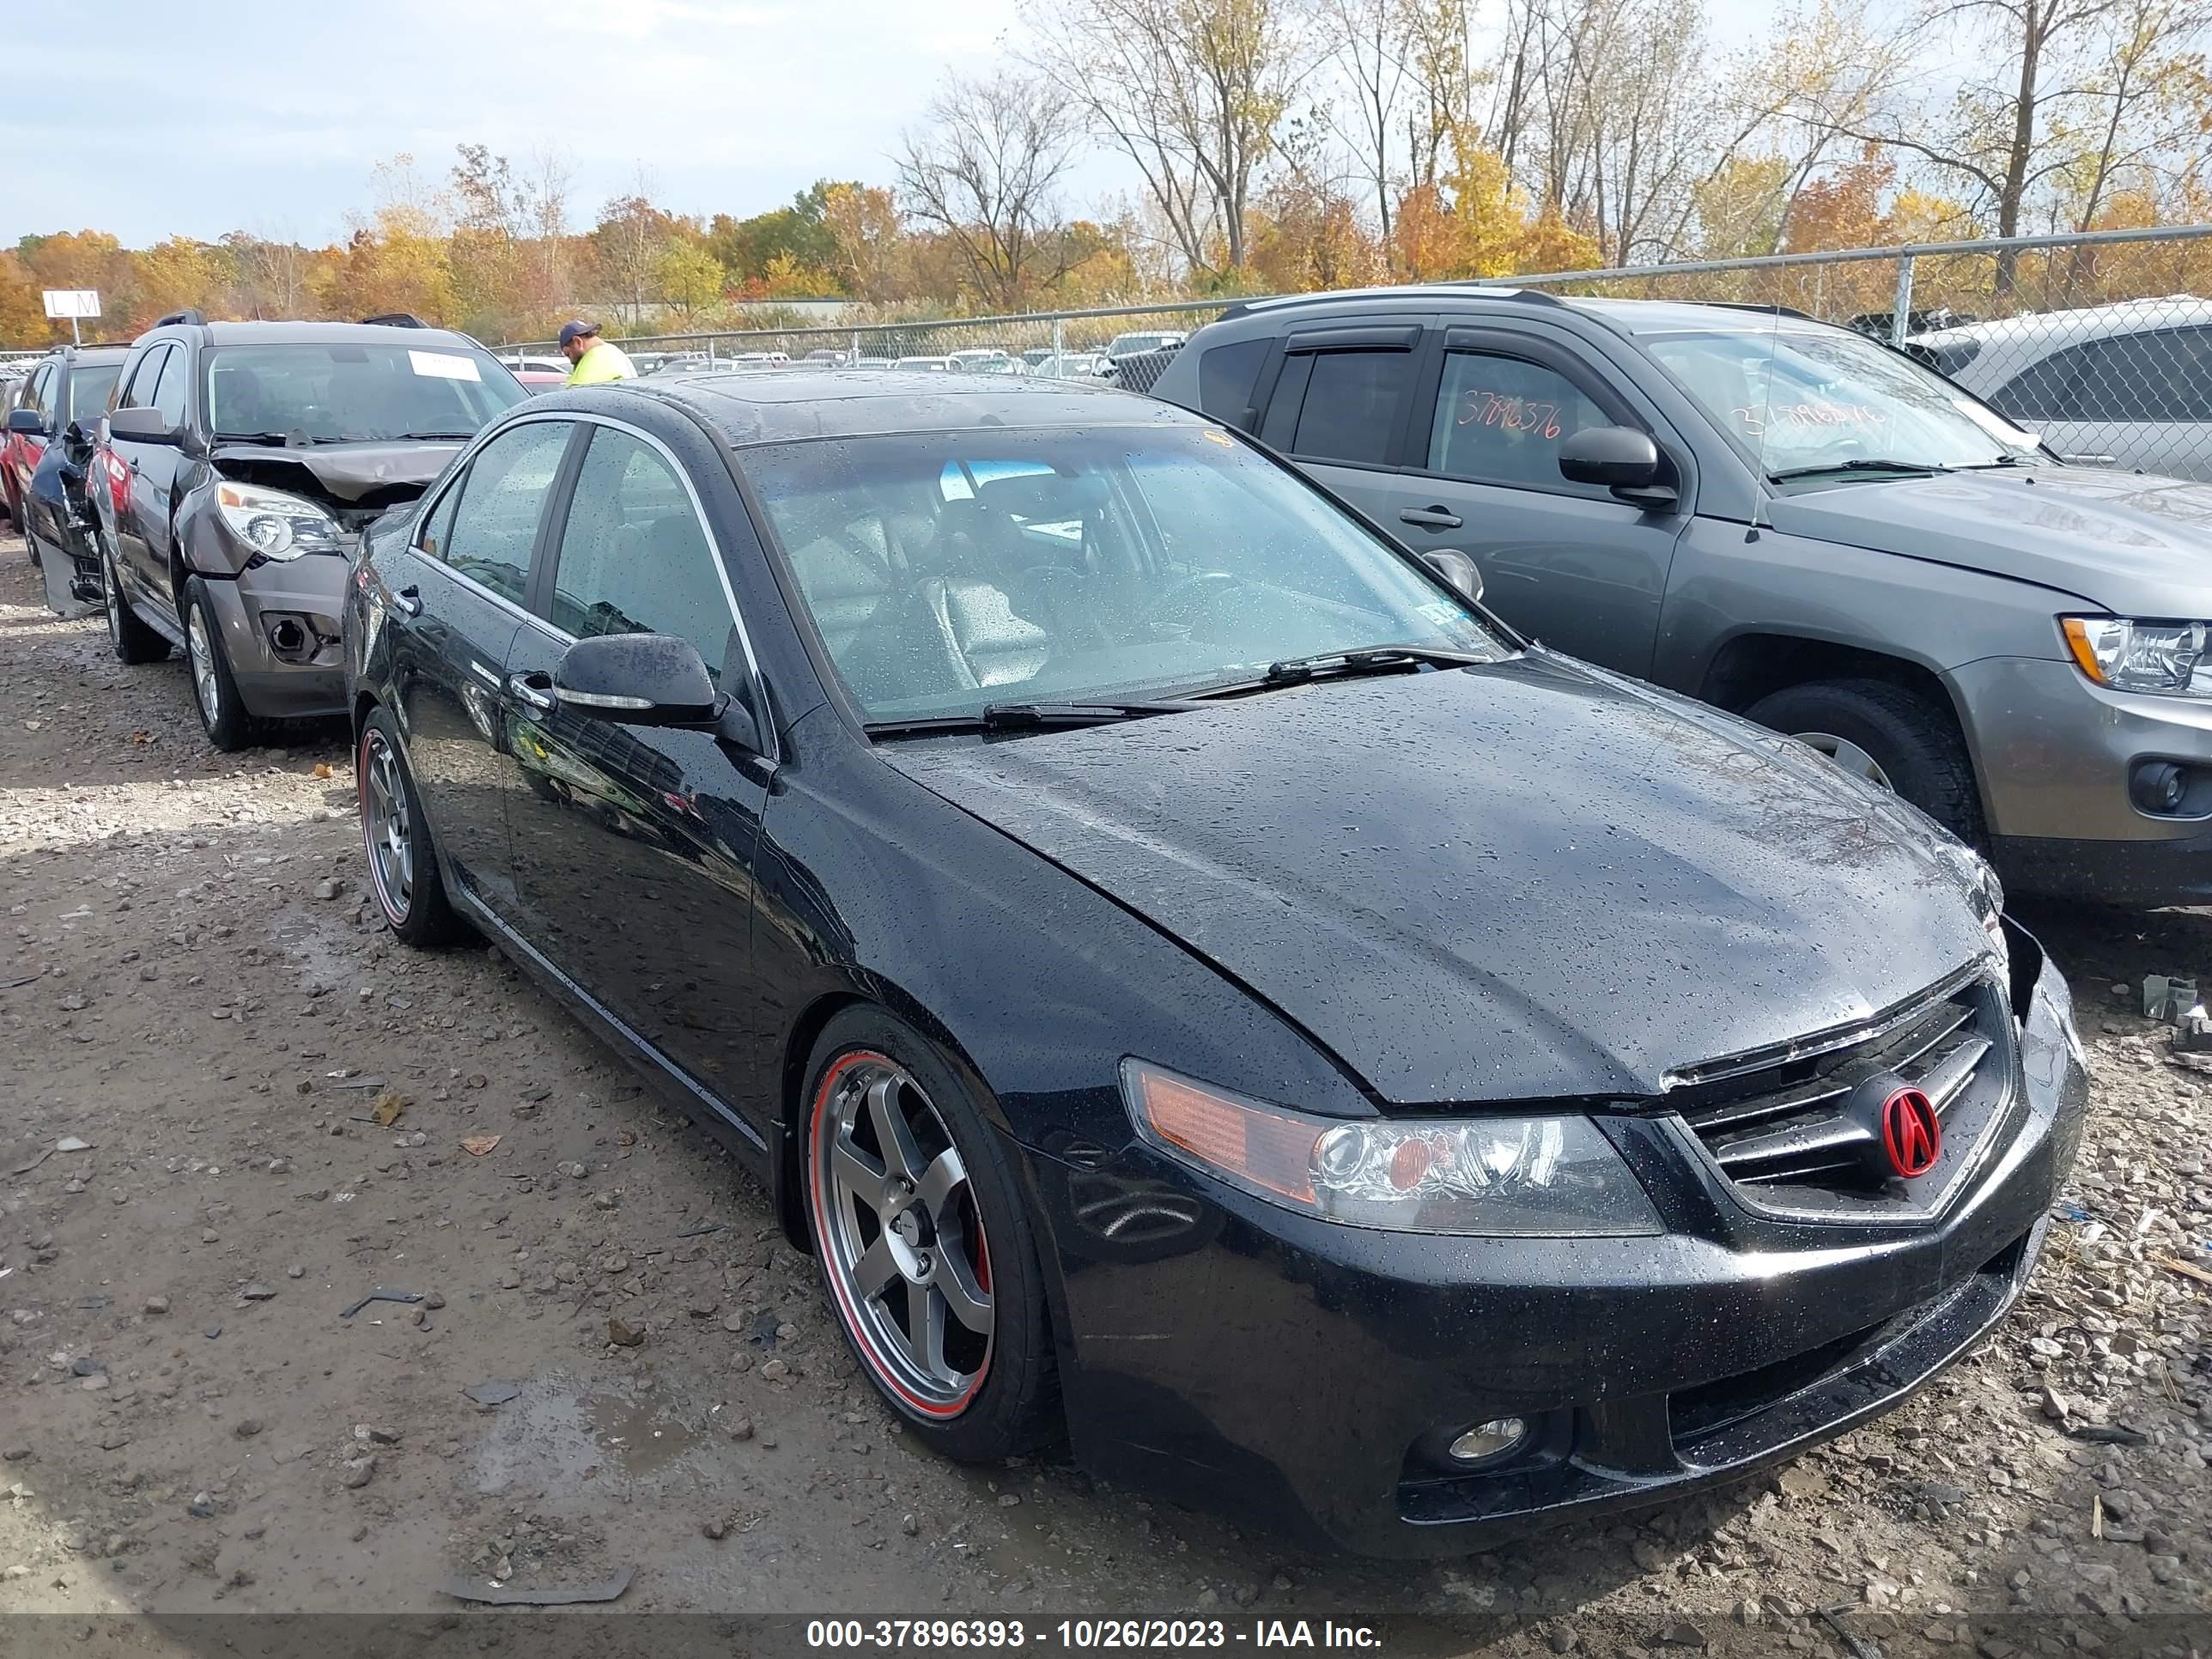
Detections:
801,1006,1060,1461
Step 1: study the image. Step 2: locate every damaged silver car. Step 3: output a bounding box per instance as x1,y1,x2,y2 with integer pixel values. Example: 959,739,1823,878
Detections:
91,313,528,748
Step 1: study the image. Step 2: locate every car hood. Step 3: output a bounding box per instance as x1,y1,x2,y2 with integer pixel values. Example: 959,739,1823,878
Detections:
207,439,464,509
1767,465,2212,617
882,653,1993,1107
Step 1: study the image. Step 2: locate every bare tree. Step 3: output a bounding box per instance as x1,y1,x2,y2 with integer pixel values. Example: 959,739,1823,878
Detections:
1028,0,1309,278
896,73,1082,307
1322,0,1414,243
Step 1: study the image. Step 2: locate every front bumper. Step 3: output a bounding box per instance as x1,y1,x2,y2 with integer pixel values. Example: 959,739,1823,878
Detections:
1951,654,2212,904
1030,937,2087,1559
204,556,350,720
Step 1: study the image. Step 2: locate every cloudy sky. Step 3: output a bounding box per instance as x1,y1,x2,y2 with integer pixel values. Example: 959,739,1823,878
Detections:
4,0,1035,246
9,0,1791,251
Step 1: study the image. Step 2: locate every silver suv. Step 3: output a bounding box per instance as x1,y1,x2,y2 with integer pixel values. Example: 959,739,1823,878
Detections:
1911,297,2212,483
1149,288,2212,907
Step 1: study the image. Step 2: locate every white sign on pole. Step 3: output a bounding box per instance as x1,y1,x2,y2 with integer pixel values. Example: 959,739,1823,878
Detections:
40,290,101,320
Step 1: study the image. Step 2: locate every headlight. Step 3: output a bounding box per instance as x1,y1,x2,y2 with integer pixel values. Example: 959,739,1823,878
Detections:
1930,836,2007,970
2061,617,2209,700
216,483,343,562
1120,1061,1663,1237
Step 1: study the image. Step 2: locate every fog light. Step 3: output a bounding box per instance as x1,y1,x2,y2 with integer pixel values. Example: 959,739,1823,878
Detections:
2130,760,2188,815
1448,1418,1528,1465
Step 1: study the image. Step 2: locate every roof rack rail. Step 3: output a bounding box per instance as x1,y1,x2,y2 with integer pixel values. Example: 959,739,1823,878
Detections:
155,308,207,327
361,313,428,328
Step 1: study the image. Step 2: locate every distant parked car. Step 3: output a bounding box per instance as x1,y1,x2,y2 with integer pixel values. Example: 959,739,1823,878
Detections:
90,313,528,749
1033,352,1107,380
3,344,130,614
1911,297,2212,481
1020,347,1055,367
895,356,952,371
1102,330,1188,362
499,354,568,374
947,348,1015,370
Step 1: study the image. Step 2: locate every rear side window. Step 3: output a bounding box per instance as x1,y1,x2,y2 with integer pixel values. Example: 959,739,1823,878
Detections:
436,420,570,604
1289,349,1414,465
548,428,734,679
1196,337,1270,427
1428,351,1608,487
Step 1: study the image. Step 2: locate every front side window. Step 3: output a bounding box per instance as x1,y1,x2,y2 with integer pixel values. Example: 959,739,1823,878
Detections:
744,422,1506,726
437,421,570,604
149,348,191,427
1290,349,1413,465
548,428,734,678
119,346,168,414
1646,325,2042,474
23,365,53,421
1428,352,1609,487
203,343,526,445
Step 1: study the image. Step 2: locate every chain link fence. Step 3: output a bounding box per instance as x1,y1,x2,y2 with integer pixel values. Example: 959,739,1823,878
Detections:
501,301,1232,396
503,224,2212,478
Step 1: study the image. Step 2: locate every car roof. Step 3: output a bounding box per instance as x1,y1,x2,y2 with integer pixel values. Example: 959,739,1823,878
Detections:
147,319,489,350
527,368,1204,446
1909,295,2212,347
1218,285,1843,339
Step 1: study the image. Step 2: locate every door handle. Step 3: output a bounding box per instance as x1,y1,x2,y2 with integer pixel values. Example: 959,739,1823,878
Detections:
1400,506,1463,530
391,585,422,617
507,672,556,712
127,458,141,474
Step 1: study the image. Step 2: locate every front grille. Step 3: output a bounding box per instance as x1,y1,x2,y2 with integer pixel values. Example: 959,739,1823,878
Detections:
1671,970,2014,1214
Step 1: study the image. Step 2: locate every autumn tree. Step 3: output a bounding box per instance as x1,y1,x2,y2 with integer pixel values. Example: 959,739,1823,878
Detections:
822,183,903,301
1029,0,1306,278
896,72,1083,307
592,186,678,323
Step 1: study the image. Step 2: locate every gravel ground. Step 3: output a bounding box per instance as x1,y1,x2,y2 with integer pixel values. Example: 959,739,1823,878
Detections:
0,530,2207,1658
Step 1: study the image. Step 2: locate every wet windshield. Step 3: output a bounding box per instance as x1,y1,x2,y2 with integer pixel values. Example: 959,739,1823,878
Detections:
1645,325,2044,475
204,343,526,444
743,424,1508,726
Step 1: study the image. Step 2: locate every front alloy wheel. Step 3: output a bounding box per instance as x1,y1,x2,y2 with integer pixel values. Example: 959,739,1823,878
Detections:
811,1053,994,1416
360,726,415,925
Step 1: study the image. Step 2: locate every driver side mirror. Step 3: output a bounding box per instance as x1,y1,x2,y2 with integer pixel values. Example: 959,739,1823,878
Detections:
6,408,46,437
1419,549,1484,606
554,631,759,746
1559,425,1676,507
107,406,180,447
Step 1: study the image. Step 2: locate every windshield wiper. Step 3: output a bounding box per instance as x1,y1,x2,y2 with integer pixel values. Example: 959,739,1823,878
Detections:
386,430,479,441
1253,645,1492,687
864,698,1200,738
214,429,317,447
1954,453,2042,468
1769,459,1953,480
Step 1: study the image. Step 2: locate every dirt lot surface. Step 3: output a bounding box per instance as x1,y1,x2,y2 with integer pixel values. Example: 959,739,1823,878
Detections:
0,531,2208,1659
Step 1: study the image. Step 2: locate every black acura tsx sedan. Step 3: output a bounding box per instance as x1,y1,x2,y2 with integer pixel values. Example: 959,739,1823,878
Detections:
342,369,2087,1557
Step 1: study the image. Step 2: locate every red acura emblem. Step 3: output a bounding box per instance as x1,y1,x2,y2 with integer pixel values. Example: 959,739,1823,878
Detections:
1881,1087,1942,1178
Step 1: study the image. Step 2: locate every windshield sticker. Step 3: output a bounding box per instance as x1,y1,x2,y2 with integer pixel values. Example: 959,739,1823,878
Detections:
409,350,482,382
1729,400,1889,437
1456,391,1563,440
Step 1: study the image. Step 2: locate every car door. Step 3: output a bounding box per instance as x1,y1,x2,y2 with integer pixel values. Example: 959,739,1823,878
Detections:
1310,325,1689,675
9,364,59,523
1992,327,2212,483
109,343,189,614
388,416,577,916
501,417,774,1107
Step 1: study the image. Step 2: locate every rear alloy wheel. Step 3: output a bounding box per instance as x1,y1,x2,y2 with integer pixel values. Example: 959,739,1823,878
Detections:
183,577,254,750
102,542,167,665
1745,678,1986,847
804,1009,1059,1460
357,708,463,947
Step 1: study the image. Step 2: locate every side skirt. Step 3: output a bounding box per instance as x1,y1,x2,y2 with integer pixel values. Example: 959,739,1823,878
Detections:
448,880,777,1183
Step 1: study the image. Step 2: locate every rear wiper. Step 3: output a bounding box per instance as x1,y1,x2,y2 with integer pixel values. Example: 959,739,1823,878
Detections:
1769,459,1951,480
1255,645,1491,687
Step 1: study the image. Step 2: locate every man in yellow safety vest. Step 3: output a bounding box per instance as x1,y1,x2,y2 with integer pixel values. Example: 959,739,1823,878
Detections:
559,320,635,386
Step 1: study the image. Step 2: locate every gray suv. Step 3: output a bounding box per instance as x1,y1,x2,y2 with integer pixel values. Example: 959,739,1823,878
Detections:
1149,289,2212,908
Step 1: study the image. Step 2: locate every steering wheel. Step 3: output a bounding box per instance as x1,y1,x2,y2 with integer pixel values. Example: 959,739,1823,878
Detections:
1138,570,1246,633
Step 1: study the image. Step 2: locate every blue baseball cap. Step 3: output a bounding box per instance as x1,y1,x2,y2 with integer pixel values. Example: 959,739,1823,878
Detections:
556,319,599,348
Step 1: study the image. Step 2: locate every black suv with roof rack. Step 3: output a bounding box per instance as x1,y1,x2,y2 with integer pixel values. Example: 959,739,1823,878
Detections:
90,310,528,748
4,343,131,615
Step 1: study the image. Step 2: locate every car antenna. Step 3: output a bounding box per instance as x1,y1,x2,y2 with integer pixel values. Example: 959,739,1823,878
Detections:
1747,296,1783,544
